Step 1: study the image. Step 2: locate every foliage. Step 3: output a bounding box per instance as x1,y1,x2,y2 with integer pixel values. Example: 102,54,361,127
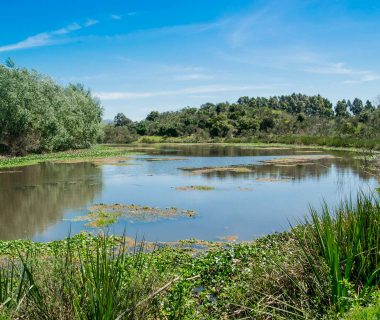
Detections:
1,193,379,319
103,93,380,145
0,63,102,155
295,194,380,314
344,293,380,320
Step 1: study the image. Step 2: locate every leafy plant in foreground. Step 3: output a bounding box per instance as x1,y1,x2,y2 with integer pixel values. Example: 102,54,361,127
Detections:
296,194,380,313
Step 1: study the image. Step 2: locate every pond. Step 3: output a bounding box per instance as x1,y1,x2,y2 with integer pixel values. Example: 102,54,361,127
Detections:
0,145,378,242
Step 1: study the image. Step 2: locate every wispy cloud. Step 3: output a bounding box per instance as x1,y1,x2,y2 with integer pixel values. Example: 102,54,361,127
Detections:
0,20,98,52
343,74,380,84
303,62,379,83
54,23,81,35
110,14,122,20
107,20,222,41
173,73,214,81
85,19,98,27
95,84,275,100
227,8,272,47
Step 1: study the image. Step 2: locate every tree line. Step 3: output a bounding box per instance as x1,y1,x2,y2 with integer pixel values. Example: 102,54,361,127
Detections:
0,61,102,155
104,93,380,143
1,62,378,154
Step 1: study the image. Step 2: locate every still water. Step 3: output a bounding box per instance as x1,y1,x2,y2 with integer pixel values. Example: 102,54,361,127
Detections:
0,145,377,242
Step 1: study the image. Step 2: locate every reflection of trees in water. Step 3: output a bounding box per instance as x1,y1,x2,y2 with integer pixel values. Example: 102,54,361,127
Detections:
154,145,309,157
152,145,376,183
198,158,374,183
0,162,102,240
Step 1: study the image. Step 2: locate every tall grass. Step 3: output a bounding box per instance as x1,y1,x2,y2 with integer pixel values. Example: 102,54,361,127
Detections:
0,235,164,319
296,193,380,313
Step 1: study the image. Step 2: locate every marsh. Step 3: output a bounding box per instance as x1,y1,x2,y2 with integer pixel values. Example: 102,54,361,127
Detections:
0,144,377,241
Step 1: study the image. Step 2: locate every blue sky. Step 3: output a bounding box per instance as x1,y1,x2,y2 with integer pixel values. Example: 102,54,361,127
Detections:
1,0,379,120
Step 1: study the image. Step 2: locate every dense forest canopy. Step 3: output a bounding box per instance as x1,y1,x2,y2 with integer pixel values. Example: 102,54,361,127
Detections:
104,93,380,143
0,62,102,155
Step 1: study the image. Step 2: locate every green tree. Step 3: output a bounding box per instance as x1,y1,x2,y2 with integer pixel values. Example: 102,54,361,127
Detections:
335,100,349,118
350,98,364,115
0,64,102,155
114,113,132,127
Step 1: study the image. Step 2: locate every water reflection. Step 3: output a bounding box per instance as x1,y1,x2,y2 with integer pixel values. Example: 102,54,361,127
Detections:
0,145,377,242
139,145,374,181
0,162,102,240
181,159,370,182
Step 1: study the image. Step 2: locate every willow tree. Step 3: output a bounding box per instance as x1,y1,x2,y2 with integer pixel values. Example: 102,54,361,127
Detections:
0,63,103,155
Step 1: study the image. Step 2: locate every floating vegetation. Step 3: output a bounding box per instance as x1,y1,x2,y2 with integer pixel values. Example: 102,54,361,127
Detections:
262,154,337,165
175,185,215,191
256,177,291,183
142,157,188,162
180,166,253,175
376,188,380,194
73,210,122,227
216,235,239,242
71,203,197,227
54,156,131,166
238,187,255,191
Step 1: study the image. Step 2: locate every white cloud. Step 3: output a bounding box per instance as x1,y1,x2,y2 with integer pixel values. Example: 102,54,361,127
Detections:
54,23,81,35
0,33,53,52
110,14,122,20
95,84,274,100
343,74,380,84
0,19,98,52
173,73,213,81
84,19,99,27
303,62,379,83
303,62,362,75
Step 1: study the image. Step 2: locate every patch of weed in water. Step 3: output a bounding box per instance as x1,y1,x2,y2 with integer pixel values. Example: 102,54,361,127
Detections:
179,166,253,174
175,185,215,191
70,203,197,227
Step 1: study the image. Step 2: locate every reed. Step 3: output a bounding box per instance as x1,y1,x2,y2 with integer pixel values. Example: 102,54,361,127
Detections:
296,193,380,313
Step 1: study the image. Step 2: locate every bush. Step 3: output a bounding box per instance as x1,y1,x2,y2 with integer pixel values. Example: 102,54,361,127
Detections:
0,64,102,155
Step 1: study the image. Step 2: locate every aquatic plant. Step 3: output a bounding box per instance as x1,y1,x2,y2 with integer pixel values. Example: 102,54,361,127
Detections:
71,203,197,227
1,193,380,319
175,185,215,191
295,193,380,313
0,145,137,169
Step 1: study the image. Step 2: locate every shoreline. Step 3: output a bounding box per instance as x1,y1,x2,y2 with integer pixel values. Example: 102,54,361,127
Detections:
1,140,378,170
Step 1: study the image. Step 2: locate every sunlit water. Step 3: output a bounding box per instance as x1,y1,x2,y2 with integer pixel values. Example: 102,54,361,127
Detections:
0,145,378,242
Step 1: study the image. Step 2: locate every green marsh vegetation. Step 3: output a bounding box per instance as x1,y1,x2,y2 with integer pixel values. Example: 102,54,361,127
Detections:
71,203,197,227
1,63,380,318
0,194,379,319
0,145,135,169
175,185,215,191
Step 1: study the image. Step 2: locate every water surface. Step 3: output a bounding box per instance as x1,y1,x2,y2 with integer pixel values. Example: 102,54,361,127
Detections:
0,145,377,241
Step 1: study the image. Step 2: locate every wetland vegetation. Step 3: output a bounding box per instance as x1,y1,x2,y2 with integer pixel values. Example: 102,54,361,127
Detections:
0,194,379,319
0,63,379,319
